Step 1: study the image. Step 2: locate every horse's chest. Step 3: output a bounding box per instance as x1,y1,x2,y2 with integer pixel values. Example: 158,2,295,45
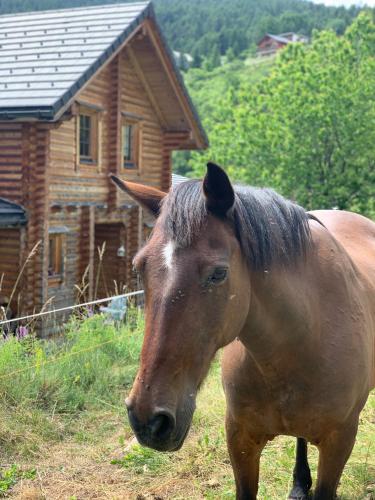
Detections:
259,378,311,432
225,367,322,436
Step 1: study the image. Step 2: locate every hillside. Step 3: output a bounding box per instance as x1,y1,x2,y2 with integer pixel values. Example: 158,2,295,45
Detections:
173,55,276,175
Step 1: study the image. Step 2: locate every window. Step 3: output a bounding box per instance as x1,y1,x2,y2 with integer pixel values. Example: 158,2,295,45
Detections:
123,124,134,163
122,119,140,169
79,114,91,158
48,234,63,279
77,105,99,165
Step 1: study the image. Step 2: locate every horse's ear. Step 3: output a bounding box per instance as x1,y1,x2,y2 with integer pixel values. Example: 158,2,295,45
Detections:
203,162,235,215
110,175,166,217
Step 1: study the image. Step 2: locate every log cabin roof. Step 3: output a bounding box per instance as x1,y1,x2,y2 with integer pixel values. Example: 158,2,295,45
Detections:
0,198,27,227
0,2,208,148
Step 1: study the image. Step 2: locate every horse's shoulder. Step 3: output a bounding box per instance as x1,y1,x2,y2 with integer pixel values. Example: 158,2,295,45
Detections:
308,209,375,293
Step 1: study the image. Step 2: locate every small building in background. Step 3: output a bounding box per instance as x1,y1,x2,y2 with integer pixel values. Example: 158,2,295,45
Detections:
257,32,309,57
0,1,208,334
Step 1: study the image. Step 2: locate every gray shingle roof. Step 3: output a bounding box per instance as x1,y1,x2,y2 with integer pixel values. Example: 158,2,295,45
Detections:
171,173,189,187
0,198,27,227
0,2,151,119
266,34,291,45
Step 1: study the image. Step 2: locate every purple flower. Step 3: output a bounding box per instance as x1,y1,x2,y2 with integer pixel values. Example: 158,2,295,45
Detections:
16,325,28,340
86,306,94,318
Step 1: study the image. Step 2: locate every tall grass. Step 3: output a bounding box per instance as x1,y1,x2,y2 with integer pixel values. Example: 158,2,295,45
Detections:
0,310,143,456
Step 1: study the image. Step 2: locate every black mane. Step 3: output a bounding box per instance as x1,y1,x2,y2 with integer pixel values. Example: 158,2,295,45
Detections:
159,180,312,270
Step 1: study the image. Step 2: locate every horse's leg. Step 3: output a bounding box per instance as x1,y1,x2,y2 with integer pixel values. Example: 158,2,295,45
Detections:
314,420,358,500
288,438,312,499
226,413,267,500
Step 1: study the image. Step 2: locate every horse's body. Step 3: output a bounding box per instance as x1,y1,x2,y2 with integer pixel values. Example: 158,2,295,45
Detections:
222,209,374,498
112,165,374,500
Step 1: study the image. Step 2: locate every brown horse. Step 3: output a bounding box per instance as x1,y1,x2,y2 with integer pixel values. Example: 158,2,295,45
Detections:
111,163,375,500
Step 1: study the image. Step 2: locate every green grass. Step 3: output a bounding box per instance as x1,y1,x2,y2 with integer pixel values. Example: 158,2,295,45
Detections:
0,465,36,497
0,312,373,498
0,309,143,457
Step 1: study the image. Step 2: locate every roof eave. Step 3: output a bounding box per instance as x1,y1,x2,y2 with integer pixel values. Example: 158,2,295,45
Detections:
0,107,55,121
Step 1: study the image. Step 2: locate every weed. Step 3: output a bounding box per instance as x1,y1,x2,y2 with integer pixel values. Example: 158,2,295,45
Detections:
0,309,143,457
0,465,36,496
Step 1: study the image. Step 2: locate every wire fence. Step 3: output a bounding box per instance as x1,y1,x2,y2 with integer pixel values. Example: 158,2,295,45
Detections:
0,290,145,382
0,290,144,327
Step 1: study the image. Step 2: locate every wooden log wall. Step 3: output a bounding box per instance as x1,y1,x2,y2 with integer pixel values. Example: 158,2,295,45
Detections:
125,207,139,290
0,123,23,204
94,222,127,299
0,228,22,313
0,122,49,320
23,124,50,317
0,123,24,314
79,206,95,300
118,48,164,190
107,56,121,211
46,207,80,311
47,34,173,301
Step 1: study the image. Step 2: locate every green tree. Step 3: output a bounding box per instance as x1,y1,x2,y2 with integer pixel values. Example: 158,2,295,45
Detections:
226,47,235,62
190,13,375,218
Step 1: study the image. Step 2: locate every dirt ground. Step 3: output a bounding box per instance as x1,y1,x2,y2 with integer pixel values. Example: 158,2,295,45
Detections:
9,427,224,500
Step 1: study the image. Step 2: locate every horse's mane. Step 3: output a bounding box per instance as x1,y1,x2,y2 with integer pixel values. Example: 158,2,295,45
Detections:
159,180,312,270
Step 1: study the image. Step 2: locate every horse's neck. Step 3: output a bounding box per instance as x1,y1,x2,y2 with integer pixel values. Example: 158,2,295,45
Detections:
240,264,318,364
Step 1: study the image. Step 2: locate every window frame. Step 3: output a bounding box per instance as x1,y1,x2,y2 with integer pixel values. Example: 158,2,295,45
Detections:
76,103,101,168
48,233,64,282
121,115,142,171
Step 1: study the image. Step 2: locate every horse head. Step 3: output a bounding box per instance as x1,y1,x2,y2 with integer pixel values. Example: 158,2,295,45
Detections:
112,163,251,451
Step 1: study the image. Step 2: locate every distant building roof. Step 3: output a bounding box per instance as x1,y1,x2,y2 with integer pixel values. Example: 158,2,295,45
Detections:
171,173,189,187
0,1,208,148
266,34,291,44
0,198,27,227
259,32,308,46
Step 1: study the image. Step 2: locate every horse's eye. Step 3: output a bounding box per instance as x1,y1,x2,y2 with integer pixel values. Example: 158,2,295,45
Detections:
206,267,228,286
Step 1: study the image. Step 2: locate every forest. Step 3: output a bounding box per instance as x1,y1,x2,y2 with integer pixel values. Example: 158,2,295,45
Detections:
0,0,363,63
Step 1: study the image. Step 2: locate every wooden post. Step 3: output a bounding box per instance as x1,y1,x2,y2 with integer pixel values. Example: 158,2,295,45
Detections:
80,205,95,301
108,55,122,211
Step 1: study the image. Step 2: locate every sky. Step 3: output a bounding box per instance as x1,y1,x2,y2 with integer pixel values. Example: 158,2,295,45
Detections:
311,0,375,6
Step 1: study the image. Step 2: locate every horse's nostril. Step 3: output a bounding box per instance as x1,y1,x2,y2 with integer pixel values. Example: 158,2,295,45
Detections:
149,411,175,441
127,408,142,433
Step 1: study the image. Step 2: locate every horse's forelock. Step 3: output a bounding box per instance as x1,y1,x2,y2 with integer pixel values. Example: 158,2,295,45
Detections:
159,180,207,248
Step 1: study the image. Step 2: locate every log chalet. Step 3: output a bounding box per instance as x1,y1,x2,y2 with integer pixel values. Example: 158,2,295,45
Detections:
0,2,208,333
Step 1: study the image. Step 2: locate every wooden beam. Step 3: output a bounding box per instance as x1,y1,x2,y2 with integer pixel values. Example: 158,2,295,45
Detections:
126,45,169,130
88,206,95,300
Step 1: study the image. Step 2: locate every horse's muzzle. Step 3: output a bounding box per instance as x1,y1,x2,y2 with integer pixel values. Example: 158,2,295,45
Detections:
126,406,180,451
